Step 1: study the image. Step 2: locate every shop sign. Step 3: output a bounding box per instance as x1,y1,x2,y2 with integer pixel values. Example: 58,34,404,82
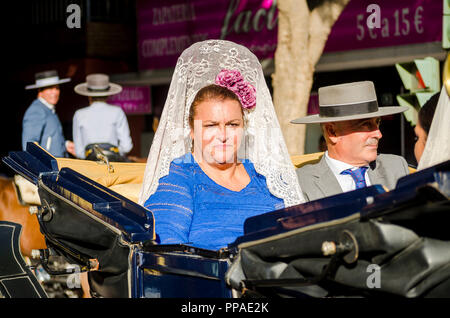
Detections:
108,86,151,114
137,0,442,71
324,0,442,52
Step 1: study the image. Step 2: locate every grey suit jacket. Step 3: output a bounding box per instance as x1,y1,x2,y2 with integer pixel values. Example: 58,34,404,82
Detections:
296,154,409,202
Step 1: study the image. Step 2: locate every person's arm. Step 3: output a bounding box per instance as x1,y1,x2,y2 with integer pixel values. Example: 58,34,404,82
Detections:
143,165,193,244
65,140,76,158
22,105,46,150
116,109,133,155
72,112,85,159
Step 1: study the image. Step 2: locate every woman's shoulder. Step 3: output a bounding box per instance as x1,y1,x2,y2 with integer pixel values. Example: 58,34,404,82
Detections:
145,154,195,205
170,153,196,169
162,153,196,183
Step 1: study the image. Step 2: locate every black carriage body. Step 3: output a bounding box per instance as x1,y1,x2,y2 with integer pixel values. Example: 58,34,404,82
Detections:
2,143,232,298
227,161,450,298
0,221,47,298
37,179,231,297
2,142,450,298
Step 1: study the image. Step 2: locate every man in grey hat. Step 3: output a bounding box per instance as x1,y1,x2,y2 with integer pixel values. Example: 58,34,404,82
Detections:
72,73,133,160
22,70,76,157
292,81,410,202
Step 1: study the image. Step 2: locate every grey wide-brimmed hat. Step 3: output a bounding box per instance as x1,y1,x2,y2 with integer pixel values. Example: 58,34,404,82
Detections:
25,70,71,90
291,81,408,124
74,73,122,97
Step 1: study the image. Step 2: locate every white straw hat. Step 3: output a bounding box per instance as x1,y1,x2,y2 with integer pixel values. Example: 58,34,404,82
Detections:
25,70,71,90
74,73,122,97
291,81,408,124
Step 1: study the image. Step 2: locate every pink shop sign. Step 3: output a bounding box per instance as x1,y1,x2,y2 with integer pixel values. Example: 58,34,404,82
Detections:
137,0,442,71
107,86,151,115
137,0,278,70
323,0,443,52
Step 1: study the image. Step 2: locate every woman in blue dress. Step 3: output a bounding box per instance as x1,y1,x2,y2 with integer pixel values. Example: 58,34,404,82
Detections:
139,40,304,250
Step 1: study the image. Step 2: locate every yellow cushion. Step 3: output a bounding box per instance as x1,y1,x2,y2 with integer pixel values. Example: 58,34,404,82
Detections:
55,158,146,203
56,158,146,188
108,183,142,203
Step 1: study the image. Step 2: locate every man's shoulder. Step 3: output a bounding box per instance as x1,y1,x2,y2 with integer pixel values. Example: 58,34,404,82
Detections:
74,104,97,115
99,103,124,113
376,153,407,165
74,105,111,120
27,99,45,110
106,103,122,109
74,105,89,112
107,103,127,117
374,153,409,177
24,99,48,116
100,103,126,119
296,157,324,176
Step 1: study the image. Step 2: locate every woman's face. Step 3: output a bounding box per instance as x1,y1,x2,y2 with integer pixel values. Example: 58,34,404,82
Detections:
191,98,244,166
414,121,428,164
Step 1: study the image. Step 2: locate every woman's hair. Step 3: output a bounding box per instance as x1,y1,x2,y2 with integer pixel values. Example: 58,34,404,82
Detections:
189,84,243,128
418,92,439,135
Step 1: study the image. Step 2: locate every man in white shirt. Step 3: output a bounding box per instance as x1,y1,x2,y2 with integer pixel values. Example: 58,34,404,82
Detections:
292,81,410,202
22,70,76,157
73,73,133,160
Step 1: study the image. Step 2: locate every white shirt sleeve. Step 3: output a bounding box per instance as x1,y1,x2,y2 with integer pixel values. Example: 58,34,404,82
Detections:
72,111,85,159
116,109,133,155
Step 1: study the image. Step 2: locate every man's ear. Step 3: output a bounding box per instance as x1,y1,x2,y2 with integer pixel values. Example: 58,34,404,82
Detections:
325,123,339,144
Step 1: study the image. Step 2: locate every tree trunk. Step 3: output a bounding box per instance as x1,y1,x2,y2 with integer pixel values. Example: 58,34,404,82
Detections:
272,0,349,155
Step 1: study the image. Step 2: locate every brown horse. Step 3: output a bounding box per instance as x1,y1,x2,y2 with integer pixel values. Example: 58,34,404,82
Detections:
0,176,46,258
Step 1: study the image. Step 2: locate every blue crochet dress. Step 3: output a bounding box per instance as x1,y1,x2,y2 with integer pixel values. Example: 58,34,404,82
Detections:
143,153,285,250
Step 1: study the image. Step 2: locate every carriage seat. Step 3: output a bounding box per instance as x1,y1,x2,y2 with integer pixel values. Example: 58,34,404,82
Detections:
54,153,328,204
56,158,146,203
291,152,324,169
54,152,415,205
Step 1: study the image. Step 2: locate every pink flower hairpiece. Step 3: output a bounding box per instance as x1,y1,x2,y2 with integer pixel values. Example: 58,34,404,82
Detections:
215,69,256,109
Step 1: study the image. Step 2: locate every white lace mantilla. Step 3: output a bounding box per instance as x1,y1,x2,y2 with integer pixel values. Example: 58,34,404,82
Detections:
417,86,450,170
138,40,305,207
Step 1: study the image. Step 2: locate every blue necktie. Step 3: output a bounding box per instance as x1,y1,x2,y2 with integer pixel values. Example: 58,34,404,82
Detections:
341,167,368,189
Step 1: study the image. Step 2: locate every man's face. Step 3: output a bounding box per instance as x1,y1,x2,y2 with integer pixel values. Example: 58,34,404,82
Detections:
328,117,382,166
38,85,60,105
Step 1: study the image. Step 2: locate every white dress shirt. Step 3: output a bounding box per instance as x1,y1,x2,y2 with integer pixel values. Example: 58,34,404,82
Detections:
72,102,133,159
324,151,371,193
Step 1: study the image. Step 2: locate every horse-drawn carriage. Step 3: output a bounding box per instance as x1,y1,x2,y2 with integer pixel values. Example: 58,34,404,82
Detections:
1,142,449,298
